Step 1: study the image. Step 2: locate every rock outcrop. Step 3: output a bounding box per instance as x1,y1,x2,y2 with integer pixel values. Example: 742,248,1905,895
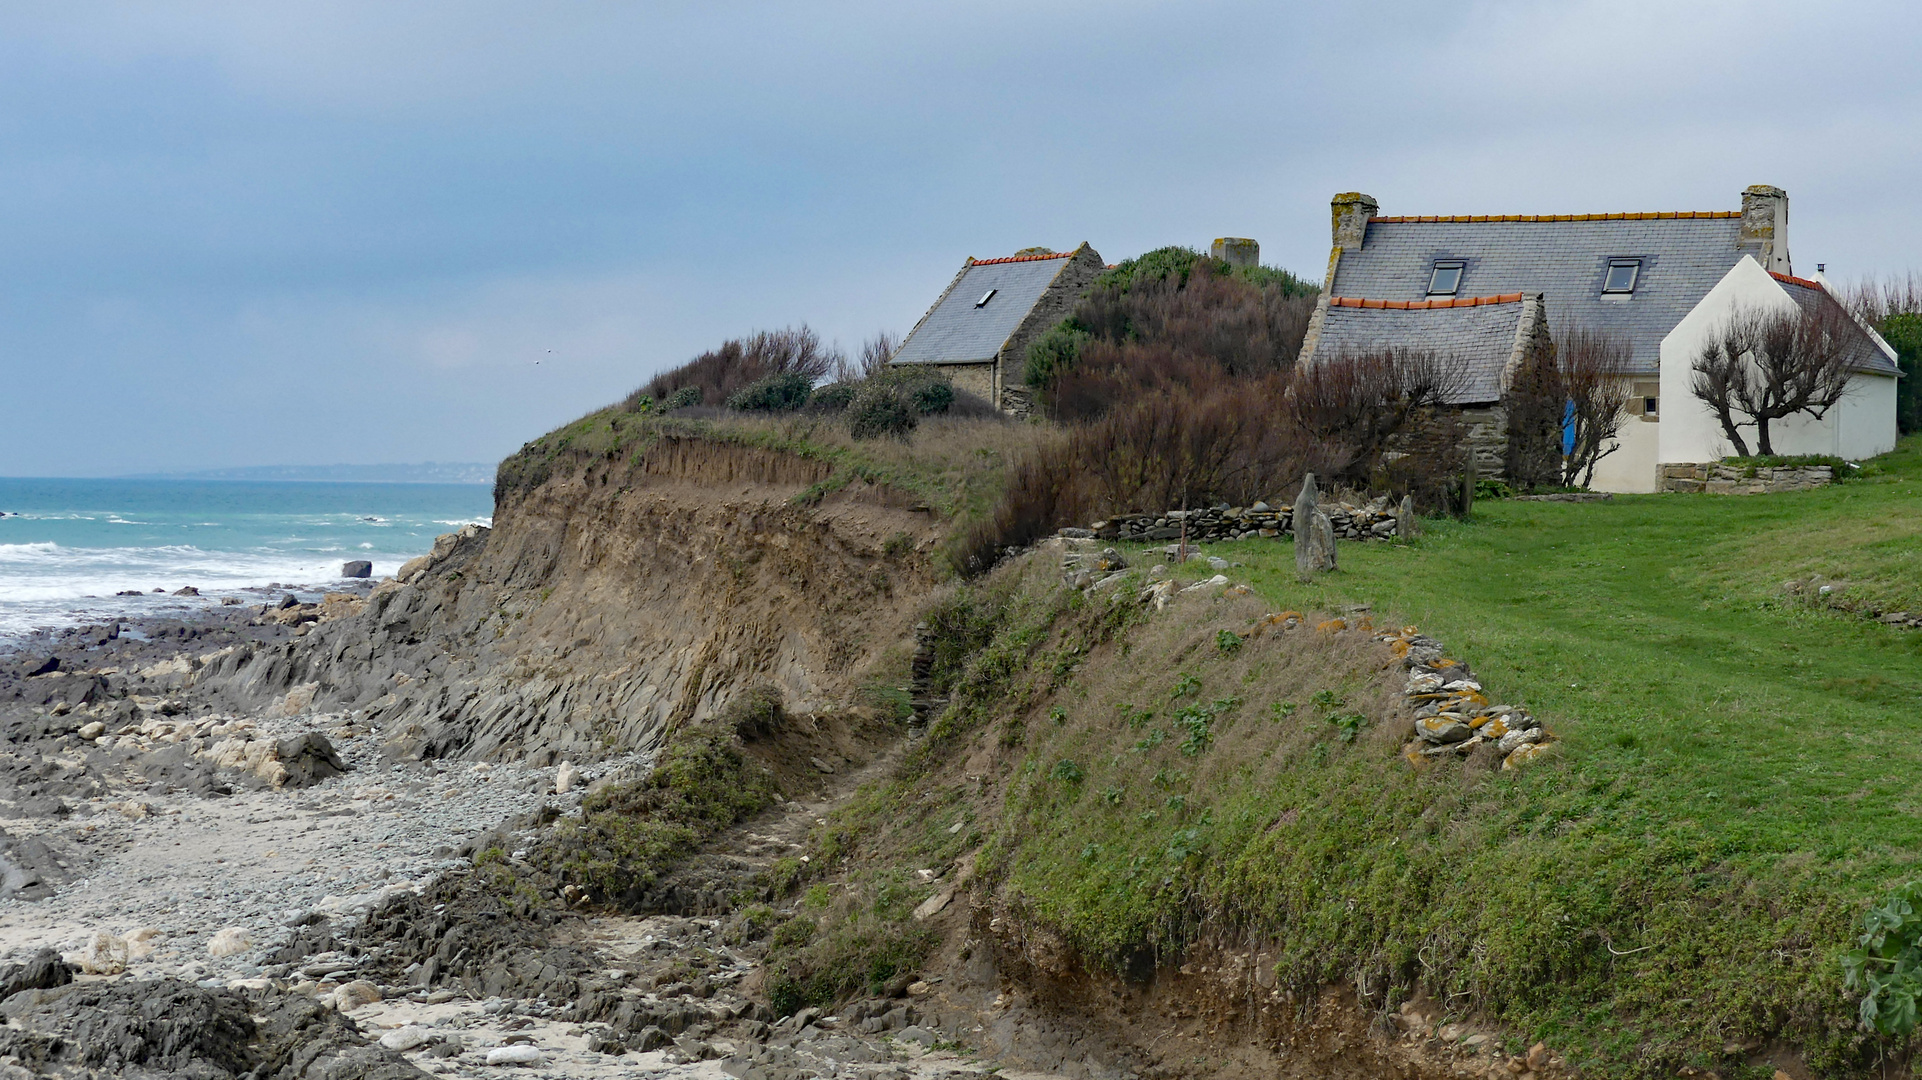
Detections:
181,436,943,764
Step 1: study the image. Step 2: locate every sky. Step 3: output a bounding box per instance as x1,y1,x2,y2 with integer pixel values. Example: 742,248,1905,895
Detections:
3,0,1920,477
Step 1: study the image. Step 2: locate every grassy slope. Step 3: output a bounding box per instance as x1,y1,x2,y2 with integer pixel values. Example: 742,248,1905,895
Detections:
805,437,1922,1079
1080,435,1920,1072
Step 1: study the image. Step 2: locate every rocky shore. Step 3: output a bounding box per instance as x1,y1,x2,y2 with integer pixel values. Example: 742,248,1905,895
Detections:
0,582,1073,1080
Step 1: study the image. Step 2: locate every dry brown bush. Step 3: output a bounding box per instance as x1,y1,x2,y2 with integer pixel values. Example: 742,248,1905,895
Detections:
633,326,841,409
1286,348,1467,489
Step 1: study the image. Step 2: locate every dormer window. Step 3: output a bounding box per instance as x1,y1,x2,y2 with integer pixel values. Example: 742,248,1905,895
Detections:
1602,259,1642,294
1427,261,1464,295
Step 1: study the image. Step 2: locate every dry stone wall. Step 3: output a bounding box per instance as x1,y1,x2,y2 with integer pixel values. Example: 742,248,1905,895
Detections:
1660,463,1832,494
1077,493,1414,545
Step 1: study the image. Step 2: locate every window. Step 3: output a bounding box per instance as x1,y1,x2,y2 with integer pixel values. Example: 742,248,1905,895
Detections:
1643,396,1659,416
974,288,997,308
1427,261,1464,295
1602,259,1641,294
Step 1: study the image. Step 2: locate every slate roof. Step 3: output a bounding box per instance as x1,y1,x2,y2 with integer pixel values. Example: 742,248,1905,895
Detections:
1314,294,1530,404
892,253,1076,366
1772,273,1903,376
1329,214,1749,375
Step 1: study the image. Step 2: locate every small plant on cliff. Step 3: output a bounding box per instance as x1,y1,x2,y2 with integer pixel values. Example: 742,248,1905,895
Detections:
665,385,703,410
1843,881,1922,1035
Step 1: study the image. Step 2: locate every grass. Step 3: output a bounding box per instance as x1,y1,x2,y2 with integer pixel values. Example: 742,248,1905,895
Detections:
494,405,1058,532
800,435,1922,1078
1032,435,1921,1072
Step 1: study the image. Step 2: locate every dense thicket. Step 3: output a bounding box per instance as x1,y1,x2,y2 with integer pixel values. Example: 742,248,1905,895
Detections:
952,248,1486,574
1027,248,1318,419
1846,275,1922,435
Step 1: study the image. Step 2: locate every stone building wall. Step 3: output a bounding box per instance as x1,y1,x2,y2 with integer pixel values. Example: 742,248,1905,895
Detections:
1459,405,1509,479
941,362,996,405
995,244,1107,403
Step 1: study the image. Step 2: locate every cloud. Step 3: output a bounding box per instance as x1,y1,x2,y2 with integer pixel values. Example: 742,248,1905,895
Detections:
0,1,1917,474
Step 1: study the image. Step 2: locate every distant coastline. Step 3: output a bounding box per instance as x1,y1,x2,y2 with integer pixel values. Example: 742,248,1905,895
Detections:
117,462,495,485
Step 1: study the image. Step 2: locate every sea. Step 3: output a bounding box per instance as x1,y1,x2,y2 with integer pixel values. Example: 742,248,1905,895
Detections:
0,477,493,647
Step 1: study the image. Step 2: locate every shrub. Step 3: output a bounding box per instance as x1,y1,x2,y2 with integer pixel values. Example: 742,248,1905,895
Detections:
664,386,702,411
808,383,858,412
642,325,841,408
726,372,814,412
1025,321,1091,388
848,384,919,440
721,684,784,741
533,725,776,908
911,379,954,415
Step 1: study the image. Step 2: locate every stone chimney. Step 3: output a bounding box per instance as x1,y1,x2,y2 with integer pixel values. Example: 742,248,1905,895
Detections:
1211,237,1258,269
1331,192,1379,251
1738,184,1791,274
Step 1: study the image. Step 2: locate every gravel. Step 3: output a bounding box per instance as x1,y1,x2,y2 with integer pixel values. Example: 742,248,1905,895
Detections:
0,707,647,984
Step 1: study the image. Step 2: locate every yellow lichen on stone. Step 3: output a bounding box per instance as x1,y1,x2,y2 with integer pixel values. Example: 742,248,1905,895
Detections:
1316,618,1347,634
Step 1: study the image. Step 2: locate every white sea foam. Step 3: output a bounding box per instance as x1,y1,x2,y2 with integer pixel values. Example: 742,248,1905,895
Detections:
0,477,492,646
0,541,416,643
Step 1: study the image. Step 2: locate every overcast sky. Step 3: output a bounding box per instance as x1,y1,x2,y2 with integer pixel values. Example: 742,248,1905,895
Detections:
3,1,1919,476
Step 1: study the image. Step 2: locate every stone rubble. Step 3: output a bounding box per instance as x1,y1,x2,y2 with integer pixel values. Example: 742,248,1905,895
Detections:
1378,626,1556,769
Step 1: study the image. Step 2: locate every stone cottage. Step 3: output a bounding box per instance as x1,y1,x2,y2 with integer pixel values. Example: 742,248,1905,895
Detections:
890,243,1105,415
1297,186,1901,492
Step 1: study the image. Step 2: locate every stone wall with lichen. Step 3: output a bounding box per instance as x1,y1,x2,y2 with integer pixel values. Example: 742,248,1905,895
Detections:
1660,462,1831,494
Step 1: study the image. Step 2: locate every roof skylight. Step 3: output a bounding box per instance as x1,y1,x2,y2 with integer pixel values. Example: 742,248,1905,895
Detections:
1602,259,1641,294
1427,262,1464,295
974,288,997,308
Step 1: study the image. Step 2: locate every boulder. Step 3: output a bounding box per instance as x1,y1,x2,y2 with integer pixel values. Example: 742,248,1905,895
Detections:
0,948,73,998
1292,474,1336,580
275,593,300,611
275,733,348,788
486,1045,545,1066
172,586,200,597
24,656,59,677
380,1025,430,1051
1415,717,1471,744
332,979,381,1010
340,560,373,579
207,927,252,958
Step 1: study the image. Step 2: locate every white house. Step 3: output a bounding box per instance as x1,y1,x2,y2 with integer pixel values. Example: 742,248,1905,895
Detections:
1297,185,1901,492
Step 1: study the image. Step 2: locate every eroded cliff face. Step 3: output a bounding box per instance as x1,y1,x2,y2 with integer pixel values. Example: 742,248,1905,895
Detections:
195,436,943,763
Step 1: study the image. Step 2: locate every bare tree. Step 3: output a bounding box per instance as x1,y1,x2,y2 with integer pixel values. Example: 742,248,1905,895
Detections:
1504,328,1631,488
1690,302,1856,457
1287,348,1468,486
834,331,899,383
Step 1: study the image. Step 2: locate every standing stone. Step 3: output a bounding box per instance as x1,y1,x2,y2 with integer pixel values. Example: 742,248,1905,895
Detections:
1293,474,1337,580
1396,495,1420,539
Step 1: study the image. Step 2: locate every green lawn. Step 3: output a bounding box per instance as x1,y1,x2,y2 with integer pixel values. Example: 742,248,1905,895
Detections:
1163,438,1922,879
